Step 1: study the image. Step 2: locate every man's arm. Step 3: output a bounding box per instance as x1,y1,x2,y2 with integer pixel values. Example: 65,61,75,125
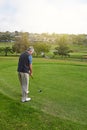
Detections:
29,64,33,76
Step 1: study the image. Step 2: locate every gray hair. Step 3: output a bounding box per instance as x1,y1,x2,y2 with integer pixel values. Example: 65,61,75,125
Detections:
27,46,34,52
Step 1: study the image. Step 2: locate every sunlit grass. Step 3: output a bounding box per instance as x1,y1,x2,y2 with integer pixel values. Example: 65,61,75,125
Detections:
0,57,87,130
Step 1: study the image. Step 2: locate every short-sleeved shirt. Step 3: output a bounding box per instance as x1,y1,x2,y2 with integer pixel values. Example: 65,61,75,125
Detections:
28,55,32,64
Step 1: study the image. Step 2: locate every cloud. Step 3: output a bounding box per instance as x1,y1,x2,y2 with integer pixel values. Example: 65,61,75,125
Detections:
0,0,87,33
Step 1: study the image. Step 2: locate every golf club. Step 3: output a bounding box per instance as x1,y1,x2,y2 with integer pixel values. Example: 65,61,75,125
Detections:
30,75,42,93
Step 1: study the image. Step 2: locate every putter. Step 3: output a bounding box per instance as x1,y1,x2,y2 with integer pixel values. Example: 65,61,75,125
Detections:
30,75,42,93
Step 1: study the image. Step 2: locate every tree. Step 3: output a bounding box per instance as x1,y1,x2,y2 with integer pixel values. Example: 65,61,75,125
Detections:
54,36,72,57
12,32,30,53
0,47,13,56
33,42,51,57
0,47,4,54
72,34,87,45
0,31,11,42
4,47,13,56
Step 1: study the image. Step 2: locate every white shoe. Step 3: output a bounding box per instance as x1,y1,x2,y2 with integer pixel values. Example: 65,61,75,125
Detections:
25,97,31,102
21,99,26,102
21,98,31,102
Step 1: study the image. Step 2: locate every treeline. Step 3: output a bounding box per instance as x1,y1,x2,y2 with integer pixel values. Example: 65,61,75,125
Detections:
0,31,87,45
0,31,87,57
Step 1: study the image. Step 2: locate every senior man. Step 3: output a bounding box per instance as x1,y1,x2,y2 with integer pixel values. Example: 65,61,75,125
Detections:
17,46,34,102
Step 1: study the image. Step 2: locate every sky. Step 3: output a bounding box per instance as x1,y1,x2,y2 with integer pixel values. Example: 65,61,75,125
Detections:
0,0,87,34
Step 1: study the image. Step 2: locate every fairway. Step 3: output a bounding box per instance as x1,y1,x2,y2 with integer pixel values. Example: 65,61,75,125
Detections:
0,57,87,130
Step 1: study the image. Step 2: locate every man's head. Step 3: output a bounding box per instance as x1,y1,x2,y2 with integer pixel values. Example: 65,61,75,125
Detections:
27,46,34,54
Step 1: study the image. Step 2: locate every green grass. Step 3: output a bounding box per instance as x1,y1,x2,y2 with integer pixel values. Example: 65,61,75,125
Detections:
0,57,87,130
0,42,14,47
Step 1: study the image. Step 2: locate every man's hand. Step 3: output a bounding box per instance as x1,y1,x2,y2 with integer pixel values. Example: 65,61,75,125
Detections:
29,72,33,78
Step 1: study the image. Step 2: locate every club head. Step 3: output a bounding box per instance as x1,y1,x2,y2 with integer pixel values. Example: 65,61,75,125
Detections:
39,90,42,93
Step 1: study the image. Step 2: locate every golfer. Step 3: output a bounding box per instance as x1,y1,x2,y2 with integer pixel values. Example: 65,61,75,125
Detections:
17,46,34,102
